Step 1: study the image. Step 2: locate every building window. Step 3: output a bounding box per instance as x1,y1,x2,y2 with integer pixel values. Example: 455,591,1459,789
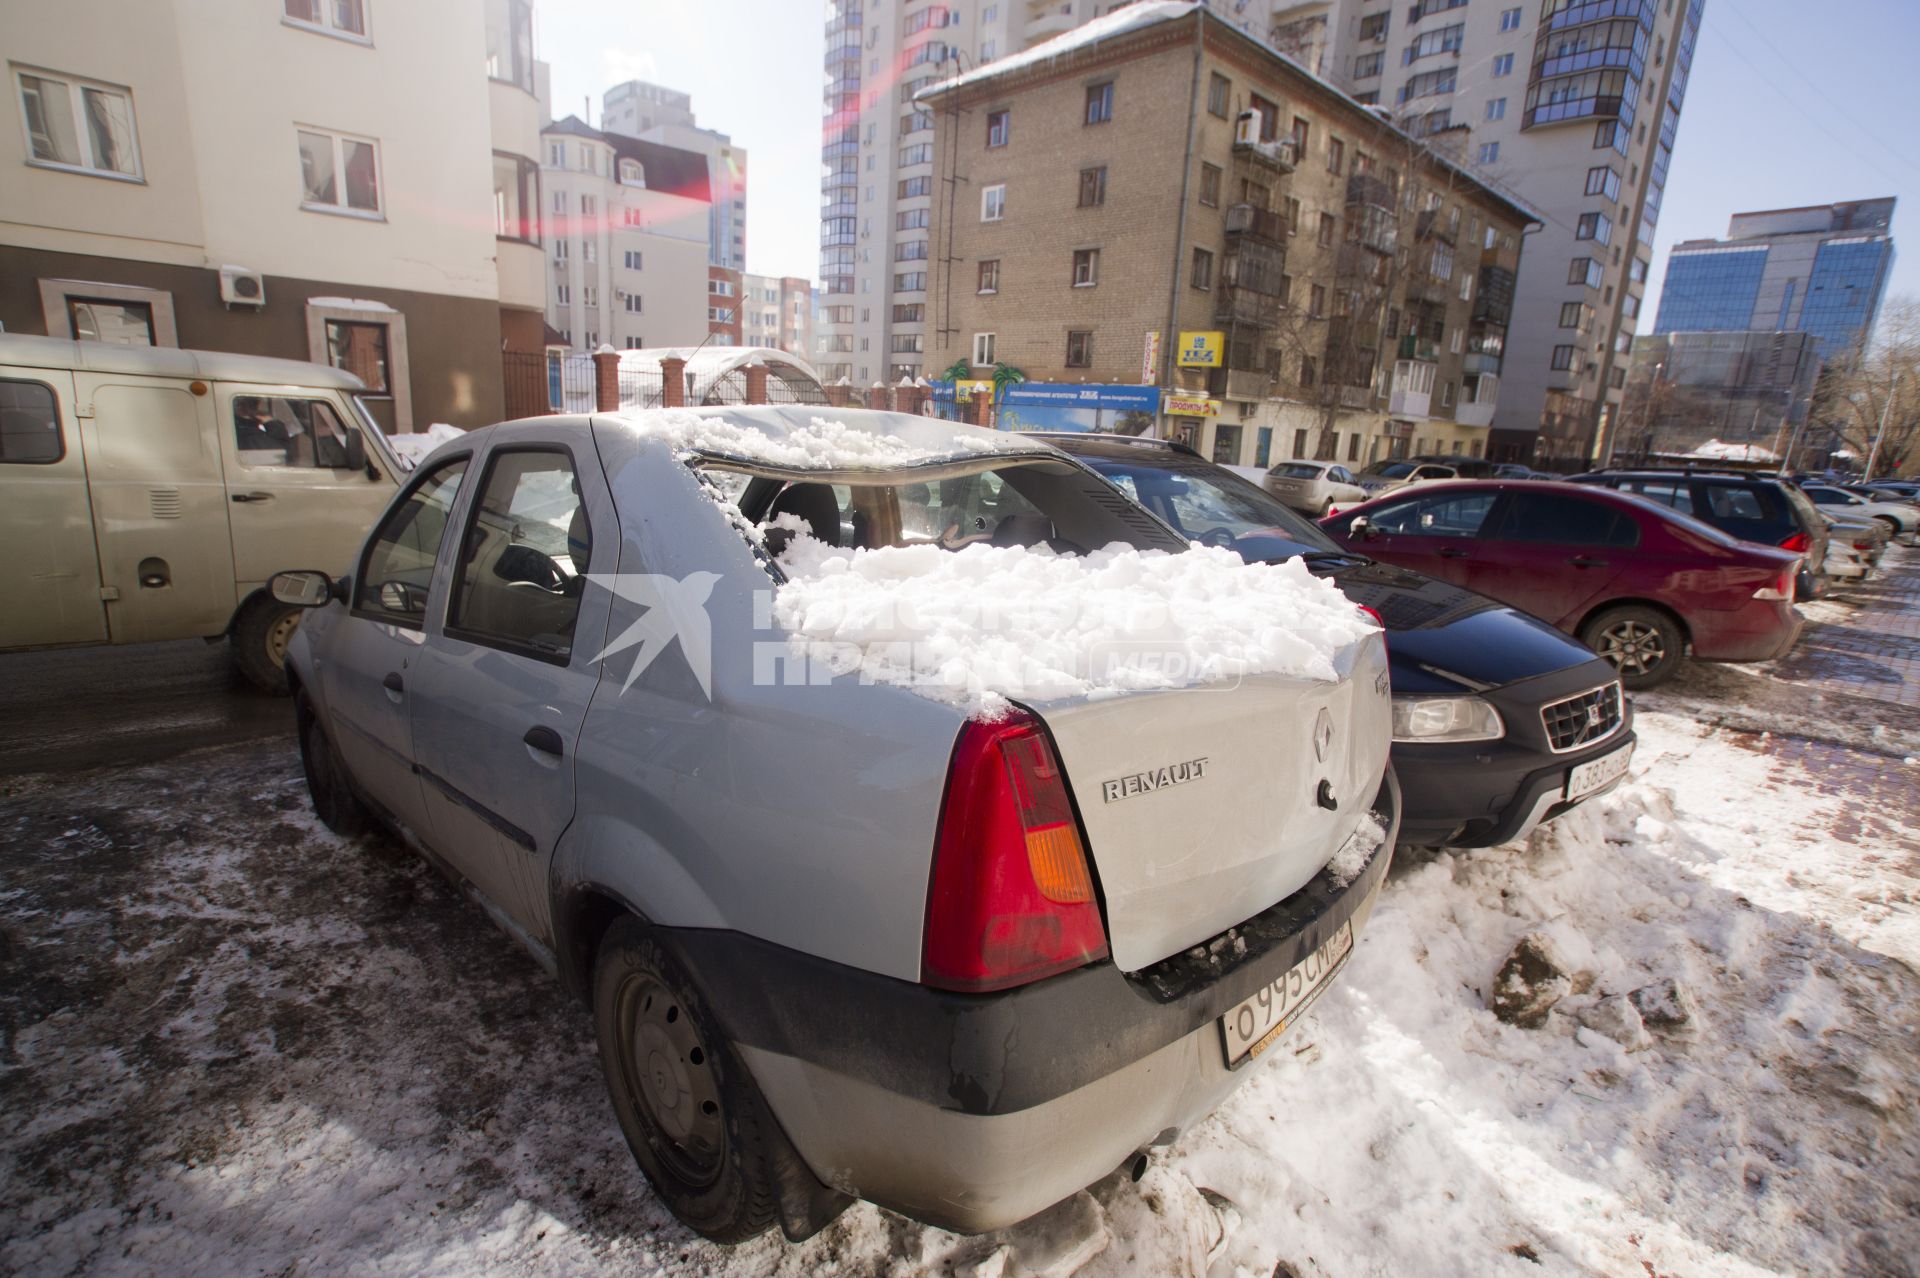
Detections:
1359,11,1389,41
1568,257,1601,288
582,240,596,264
1585,165,1621,200
894,272,927,292
1477,142,1498,164
16,69,141,179
1353,52,1383,78
972,332,995,367
1558,301,1591,329
1309,284,1326,317
978,258,1000,293
890,334,924,354
491,152,540,244
1326,137,1344,173
981,183,1005,221
582,286,598,307
1576,211,1613,244
899,176,931,198
1065,330,1093,367
986,110,1009,148
1191,247,1214,291
1486,97,1506,121
1550,344,1575,371
1078,165,1106,207
1499,6,1522,30
1199,162,1221,207
624,249,642,269
485,0,535,91
297,127,380,215
1317,212,1336,248
1207,72,1230,117
899,143,933,166
623,294,643,314
324,320,389,393
897,208,930,230
1285,196,1301,233
1084,82,1113,125
1300,357,1317,388
284,0,368,39
1492,53,1514,77
1072,248,1099,287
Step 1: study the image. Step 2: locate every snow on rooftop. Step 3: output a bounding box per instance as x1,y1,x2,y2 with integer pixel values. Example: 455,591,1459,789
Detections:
1688,438,1780,462
304,297,399,313
614,407,1040,470
770,534,1377,720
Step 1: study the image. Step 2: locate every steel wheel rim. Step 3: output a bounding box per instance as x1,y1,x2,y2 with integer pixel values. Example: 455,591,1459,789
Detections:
1598,619,1665,676
618,974,725,1186
266,611,301,669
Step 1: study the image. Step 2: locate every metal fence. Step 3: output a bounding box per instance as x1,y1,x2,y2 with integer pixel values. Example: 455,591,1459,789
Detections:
501,351,553,420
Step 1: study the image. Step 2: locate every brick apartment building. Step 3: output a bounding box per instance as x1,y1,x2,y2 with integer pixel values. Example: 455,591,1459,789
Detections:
921,3,1536,469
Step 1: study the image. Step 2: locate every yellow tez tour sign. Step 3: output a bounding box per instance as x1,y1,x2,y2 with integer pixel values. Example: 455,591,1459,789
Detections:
1176,330,1224,367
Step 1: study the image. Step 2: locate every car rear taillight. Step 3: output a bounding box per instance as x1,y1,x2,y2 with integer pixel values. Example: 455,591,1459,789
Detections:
922,711,1108,993
1357,604,1384,630
1778,532,1811,553
1854,538,1875,551
1326,505,1341,519
1753,561,1798,601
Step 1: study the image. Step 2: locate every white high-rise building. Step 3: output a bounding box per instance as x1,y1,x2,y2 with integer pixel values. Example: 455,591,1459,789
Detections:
1244,0,1706,464
816,0,1114,388
602,80,747,274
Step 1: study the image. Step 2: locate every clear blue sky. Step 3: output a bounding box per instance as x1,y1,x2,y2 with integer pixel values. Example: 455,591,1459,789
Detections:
531,0,1920,328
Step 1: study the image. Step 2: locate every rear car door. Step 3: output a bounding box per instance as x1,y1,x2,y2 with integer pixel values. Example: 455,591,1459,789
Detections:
72,373,236,642
406,432,615,944
328,454,472,837
1466,490,1636,628
0,372,108,647
1350,488,1496,586
218,386,396,587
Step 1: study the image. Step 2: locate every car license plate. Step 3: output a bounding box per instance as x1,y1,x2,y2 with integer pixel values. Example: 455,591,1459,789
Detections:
1220,922,1353,1067
1565,742,1633,802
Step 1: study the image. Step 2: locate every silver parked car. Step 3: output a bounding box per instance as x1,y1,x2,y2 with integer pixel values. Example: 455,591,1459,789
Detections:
1262,458,1371,515
275,407,1397,1243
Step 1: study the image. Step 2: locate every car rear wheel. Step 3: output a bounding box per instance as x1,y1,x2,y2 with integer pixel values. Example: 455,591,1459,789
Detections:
297,697,371,838
1581,605,1683,690
593,919,779,1243
232,597,302,693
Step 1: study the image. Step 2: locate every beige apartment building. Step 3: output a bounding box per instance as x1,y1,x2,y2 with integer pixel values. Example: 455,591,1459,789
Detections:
922,4,1534,468
0,0,548,431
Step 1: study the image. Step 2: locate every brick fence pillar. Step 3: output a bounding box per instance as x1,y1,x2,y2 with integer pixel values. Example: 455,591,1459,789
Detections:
970,390,994,428
823,382,853,408
865,384,889,411
659,356,688,409
592,347,621,413
895,385,928,416
743,360,769,405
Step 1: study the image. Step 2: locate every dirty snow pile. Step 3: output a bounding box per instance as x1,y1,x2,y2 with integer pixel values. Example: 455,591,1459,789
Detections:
770,533,1377,719
616,408,1023,469
385,422,465,470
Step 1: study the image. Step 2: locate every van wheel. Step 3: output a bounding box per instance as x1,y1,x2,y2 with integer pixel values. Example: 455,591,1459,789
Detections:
297,696,370,838
1581,605,1682,690
593,919,779,1243
233,599,302,693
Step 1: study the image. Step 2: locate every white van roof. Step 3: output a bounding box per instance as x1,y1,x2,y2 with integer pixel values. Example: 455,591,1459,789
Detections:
0,333,366,391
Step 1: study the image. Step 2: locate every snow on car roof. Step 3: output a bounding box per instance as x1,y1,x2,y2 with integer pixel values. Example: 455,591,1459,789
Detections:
601,405,1058,478
771,532,1378,721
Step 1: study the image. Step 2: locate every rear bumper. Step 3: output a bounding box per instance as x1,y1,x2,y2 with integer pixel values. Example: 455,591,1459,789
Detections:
1692,601,1803,664
673,772,1400,1234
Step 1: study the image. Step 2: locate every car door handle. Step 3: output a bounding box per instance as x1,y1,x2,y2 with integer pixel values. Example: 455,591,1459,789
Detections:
231,491,274,503
523,725,564,757
1568,556,1610,569
381,672,404,701
1436,547,1470,558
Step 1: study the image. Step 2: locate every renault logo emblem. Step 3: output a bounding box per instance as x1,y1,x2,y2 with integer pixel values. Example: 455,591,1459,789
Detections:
1313,707,1335,763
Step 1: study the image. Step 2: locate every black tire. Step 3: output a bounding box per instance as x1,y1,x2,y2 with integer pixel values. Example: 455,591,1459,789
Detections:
232,598,303,693
1581,604,1684,690
298,698,371,838
593,919,779,1243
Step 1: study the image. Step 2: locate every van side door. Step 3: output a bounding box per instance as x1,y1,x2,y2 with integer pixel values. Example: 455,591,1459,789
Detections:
217,386,396,595
0,371,108,648
72,373,236,643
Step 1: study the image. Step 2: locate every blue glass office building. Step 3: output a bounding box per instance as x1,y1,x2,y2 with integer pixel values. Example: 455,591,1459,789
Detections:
1652,198,1896,355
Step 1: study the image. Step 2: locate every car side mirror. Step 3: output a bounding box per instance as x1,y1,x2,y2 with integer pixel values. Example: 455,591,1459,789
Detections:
1349,515,1377,540
270,569,336,608
341,429,368,474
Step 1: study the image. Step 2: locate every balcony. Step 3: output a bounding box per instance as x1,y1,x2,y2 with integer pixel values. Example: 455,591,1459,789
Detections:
1397,335,1438,362
1462,351,1503,376
1026,3,1078,41
1232,119,1298,173
1457,372,1499,427
1404,276,1450,306
1543,0,1655,34
1414,209,1455,243
1225,202,1288,243
1389,360,1437,419
1474,266,1515,324
1346,172,1396,212
1221,368,1271,403
1214,286,1283,327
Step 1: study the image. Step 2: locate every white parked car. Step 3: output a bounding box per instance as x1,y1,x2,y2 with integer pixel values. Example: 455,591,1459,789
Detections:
1351,459,1462,498
1262,459,1371,515
1799,482,1919,544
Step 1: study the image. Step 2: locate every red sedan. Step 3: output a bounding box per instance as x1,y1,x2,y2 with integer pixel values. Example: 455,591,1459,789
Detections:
1319,480,1803,688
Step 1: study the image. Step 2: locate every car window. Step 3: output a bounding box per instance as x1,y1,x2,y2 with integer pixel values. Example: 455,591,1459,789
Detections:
1081,459,1334,548
233,395,362,469
0,379,63,464
1703,485,1766,521
1414,465,1455,480
1362,461,1417,480
1804,487,1856,506
1369,491,1496,537
1329,467,1354,484
1269,463,1323,480
1620,479,1695,515
355,456,469,626
1486,492,1638,546
447,449,590,662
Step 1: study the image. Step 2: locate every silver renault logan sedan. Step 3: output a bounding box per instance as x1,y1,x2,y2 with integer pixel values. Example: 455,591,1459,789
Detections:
275,406,1397,1243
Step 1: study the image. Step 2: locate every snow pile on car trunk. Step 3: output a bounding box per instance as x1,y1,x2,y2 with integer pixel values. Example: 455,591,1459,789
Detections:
614,408,1025,469
770,534,1377,719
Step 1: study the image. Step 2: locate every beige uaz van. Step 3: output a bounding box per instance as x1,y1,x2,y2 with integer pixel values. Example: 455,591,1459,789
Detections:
0,333,404,690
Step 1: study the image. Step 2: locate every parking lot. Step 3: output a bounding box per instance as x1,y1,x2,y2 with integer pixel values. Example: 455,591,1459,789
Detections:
3,552,1917,1277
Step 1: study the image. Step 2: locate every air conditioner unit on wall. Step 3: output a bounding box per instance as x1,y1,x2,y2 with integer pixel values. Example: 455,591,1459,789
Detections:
218,265,266,308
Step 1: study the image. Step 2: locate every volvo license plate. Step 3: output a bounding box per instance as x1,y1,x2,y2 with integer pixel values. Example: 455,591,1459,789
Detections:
1565,742,1633,802
1220,922,1353,1067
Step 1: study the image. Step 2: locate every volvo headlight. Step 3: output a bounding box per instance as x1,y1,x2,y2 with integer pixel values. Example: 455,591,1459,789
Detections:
1391,696,1504,743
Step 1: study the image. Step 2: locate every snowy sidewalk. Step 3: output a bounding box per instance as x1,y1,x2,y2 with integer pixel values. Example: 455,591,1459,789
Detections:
3,724,1917,1274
